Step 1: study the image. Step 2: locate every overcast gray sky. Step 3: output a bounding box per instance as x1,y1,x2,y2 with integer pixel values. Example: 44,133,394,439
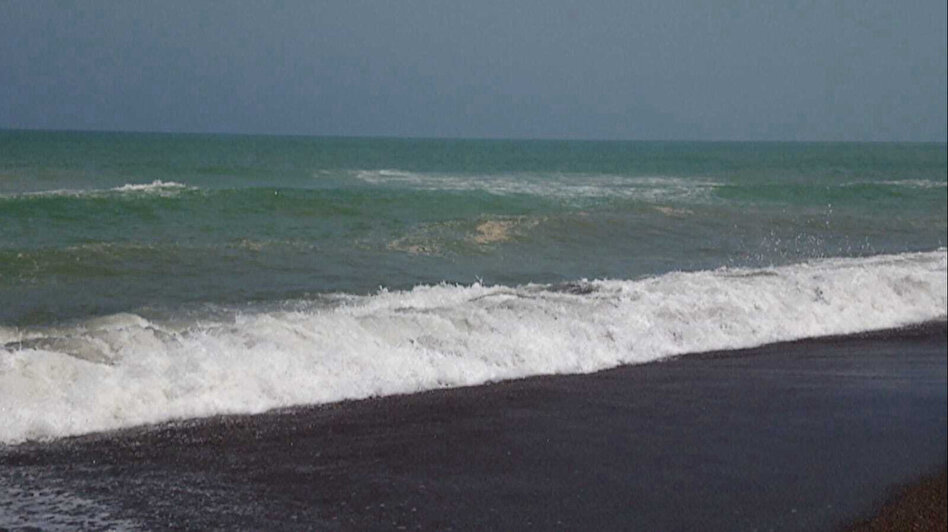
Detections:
1,1,945,141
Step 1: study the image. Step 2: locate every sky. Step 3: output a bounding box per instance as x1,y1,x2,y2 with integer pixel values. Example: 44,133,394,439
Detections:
1,1,946,141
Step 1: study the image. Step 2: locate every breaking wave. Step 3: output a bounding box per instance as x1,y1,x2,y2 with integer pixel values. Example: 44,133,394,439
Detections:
1,250,945,444
350,169,720,202
0,180,194,199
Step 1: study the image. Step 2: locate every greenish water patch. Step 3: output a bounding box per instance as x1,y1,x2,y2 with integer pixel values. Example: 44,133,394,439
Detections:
1,131,945,325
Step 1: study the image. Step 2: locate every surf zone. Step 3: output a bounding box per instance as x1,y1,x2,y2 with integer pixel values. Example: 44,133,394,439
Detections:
1,249,946,445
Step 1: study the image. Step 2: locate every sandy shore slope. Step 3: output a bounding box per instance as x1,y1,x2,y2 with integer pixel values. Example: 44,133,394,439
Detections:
2,322,945,530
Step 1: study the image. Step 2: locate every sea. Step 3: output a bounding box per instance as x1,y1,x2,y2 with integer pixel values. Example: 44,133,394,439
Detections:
1,130,946,445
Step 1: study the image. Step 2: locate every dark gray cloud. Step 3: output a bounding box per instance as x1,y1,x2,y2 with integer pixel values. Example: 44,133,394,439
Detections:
2,1,945,140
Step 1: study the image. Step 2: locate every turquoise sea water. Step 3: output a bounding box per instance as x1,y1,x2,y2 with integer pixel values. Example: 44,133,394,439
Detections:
2,130,945,325
1,130,946,444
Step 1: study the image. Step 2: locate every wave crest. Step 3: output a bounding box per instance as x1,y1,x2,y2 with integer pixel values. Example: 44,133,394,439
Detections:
0,180,195,200
1,250,945,444
350,169,719,202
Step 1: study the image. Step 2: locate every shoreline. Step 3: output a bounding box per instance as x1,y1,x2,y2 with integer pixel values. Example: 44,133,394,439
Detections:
2,322,946,530
8,320,945,448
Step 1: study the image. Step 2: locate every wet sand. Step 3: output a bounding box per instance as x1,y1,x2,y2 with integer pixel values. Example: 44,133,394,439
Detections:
2,322,946,530
848,468,946,531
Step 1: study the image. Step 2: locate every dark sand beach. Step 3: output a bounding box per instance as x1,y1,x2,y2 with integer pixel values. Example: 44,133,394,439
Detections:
2,322,945,531
849,468,946,531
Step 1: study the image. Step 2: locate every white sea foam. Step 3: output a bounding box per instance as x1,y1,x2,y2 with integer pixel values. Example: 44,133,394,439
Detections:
874,179,946,189
837,179,947,190
350,169,719,202
1,250,945,444
1,180,194,199
109,180,191,193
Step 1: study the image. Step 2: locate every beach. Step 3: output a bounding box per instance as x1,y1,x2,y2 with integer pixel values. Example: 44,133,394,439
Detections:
3,322,945,530
850,468,946,531
1,133,945,530
2,1,946,528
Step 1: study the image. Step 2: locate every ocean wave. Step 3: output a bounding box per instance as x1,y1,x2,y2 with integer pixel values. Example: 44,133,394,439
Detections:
1,250,945,444
109,180,192,193
865,179,947,189
349,169,720,202
0,180,195,200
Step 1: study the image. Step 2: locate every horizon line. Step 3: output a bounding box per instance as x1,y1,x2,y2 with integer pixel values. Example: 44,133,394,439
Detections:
2,126,946,145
